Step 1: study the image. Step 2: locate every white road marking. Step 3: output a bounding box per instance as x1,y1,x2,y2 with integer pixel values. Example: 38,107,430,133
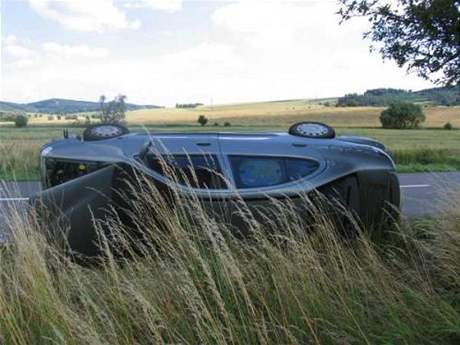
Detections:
0,198,30,202
400,184,430,189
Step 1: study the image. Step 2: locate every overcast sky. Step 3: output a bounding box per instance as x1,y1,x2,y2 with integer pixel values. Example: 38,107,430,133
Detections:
0,0,435,106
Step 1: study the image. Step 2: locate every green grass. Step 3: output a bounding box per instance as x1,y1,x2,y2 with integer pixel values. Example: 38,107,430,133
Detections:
2,124,460,180
392,148,460,173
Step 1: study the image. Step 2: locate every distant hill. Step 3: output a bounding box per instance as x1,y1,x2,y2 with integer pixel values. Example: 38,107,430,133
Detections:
337,85,460,107
0,101,32,113
0,98,162,114
416,85,460,106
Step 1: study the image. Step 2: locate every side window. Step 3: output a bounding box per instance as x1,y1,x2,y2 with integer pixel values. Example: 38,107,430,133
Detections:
146,154,226,189
229,156,319,189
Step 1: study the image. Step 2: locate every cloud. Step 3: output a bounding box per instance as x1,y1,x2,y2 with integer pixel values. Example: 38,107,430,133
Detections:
4,44,35,58
205,0,432,100
42,42,109,59
3,1,434,104
123,0,183,12
2,37,110,73
28,0,141,32
2,36,38,70
211,0,368,47
3,35,18,45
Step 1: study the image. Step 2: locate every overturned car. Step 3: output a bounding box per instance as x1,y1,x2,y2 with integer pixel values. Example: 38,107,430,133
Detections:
33,122,400,256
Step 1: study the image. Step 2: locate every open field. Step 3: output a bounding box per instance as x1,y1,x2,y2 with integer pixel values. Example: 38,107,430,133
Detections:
125,103,460,128
13,100,460,128
2,125,460,180
1,102,460,180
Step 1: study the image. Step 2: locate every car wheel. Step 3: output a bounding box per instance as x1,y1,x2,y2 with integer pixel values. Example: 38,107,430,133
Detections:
83,124,129,141
289,122,336,139
316,175,361,238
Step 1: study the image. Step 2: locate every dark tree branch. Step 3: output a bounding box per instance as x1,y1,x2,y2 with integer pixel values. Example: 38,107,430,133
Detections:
338,0,460,85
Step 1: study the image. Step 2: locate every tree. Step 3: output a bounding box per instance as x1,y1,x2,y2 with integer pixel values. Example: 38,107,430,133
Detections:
197,115,208,127
99,94,127,124
380,102,425,129
338,0,460,85
14,114,28,128
444,122,454,130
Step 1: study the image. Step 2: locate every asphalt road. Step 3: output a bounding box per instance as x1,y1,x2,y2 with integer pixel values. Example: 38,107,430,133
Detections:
1,172,460,230
398,172,460,217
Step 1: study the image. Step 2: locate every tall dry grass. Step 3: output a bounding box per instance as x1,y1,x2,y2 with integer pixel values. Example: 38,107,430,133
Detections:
0,174,459,344
0,140,42,180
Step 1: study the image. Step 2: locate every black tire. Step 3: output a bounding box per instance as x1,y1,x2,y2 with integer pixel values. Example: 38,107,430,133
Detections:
316,172,400,237
316,175,361,238
83,124,129,141
289,122,335,139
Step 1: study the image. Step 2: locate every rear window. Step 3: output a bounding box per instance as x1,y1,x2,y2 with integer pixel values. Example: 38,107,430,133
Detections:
229,156,319,189
145,154,226,189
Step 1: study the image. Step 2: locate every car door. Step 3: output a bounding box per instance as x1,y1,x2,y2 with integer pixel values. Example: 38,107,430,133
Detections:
218,135,326,233
141,134,236,224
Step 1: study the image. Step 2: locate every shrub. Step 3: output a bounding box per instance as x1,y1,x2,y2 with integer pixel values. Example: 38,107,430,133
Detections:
99,94,127,124
224,122,231,127
444,122,454,130
14,114,28,128
380,102,425,129
213,122,219,126
47,115,54,121
0,112,17,122
57,115,62,120
197,115,208,127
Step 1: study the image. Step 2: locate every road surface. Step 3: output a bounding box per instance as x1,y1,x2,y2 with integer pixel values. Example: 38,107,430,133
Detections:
1,172,460,230
398,172,460,217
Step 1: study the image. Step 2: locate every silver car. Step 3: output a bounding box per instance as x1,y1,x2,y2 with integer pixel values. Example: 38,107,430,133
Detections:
34,122,400,256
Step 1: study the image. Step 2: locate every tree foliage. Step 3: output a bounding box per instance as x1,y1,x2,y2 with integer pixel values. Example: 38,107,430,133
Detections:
417,84,460,105
337,88,418,106
197,115,208,127
0,112,18,122
380,102,426,128
99,95,127,124
338,86,460,106
14,114,28,128
176,103,204,109
338,0,460,85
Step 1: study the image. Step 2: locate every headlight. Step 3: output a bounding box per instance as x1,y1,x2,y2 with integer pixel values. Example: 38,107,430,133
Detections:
41,146,53,156
39,147,53,188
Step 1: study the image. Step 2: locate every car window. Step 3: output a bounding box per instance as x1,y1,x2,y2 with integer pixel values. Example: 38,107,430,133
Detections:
229,156,319,189
145,154,227,189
